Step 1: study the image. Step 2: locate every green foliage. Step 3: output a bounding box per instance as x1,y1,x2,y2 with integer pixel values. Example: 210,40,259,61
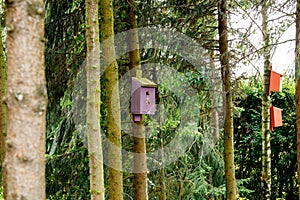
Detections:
0,186,3,200
60,94,73,109
43,0,296,199
46,147,90,200
234,76,297,199
45,0,90,199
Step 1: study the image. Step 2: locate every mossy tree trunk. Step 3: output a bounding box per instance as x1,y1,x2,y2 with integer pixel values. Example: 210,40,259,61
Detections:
261,1,271,199
217,0,237,199
0,21,7,195
295,0,300,198
127,0,148,199
100,0,124,198
85,0,105,199
4,0,47,199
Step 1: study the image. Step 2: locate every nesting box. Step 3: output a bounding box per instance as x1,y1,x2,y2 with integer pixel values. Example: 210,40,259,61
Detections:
270,105,282,131
131,77,157,121
269,70,283,95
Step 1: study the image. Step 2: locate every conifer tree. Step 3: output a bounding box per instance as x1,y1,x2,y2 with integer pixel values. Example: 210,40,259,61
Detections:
218,0,237,199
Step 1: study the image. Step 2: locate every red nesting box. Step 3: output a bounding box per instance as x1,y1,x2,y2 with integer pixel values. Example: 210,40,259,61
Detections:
269,70,282,95
131,77,157,121
270,106,282,131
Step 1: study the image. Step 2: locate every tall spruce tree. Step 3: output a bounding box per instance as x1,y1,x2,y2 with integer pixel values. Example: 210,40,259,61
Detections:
218,0,237,199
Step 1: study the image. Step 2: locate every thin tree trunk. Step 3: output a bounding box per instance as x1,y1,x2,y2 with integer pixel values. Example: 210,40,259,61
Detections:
0,21,7,196
4,0,47,199
85,0,105,199
261,1,272,199
127,0,148,199
152,52,166,200
210,47,219,145
133,119,148,199
127,1,141,78
295,0,300,199
100,0,124,198
159,130,166,200
208,47,218,200
217,0,237,199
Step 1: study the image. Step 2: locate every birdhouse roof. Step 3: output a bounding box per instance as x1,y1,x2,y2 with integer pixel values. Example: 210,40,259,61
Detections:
271,70,283,77
132,77,157,87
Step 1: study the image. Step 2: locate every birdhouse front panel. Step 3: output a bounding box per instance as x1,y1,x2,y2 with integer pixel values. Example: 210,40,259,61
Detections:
139,87,156,114
269,70,282,94
131,77,157,115
270,106,282,131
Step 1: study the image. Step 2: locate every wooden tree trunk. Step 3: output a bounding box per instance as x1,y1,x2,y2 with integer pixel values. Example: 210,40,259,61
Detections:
127,0,148,199
0,22,7,196
261,1,272,199
133,119,148,200
4,0,47,199
295,0,300,198
85,0,105,199
217,0,237,199
100,0,124,198
159,131,166,200
208,48,218,200
210,48,220,145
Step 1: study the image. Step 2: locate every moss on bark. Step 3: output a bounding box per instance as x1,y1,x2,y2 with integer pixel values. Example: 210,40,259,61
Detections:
101,0,124,199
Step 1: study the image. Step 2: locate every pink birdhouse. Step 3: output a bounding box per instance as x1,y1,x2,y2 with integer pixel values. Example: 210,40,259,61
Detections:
131,77,157,122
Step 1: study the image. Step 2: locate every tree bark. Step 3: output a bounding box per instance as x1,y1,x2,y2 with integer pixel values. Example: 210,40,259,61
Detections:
261,1,272,199
4,0,47,199
159,131,166,200
208,48,218,200
210,47,220,145
85,0,105,199
295,0,300,199
127,0,141,78
0,21,7,196
100,0,124,198
217,0,237,199
133,119,148,200
127,0,148,199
